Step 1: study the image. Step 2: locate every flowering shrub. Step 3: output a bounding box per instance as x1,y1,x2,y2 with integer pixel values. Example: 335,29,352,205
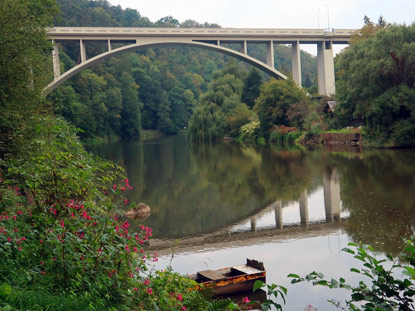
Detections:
0,117,227,310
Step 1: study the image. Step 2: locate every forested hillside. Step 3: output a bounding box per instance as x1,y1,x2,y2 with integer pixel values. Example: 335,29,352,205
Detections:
50,0,317,140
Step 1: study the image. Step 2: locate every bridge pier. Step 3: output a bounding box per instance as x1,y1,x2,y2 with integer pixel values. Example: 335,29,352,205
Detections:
266,41,274,68
299,190,309,226
274,201,283,229
291,41,301,86
80,39,87,62
242,40,247,55
250,216,257,232
317,41,335,96
323,168,341,222
107,39,112,51
52,41,60,79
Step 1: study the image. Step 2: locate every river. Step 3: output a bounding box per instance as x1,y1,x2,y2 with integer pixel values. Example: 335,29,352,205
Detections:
90,134,415,310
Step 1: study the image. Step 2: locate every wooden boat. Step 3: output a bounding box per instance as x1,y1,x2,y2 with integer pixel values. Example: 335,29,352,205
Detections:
189,259,266,296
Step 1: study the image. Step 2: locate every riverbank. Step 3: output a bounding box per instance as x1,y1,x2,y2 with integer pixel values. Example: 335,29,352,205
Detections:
299,131,362,146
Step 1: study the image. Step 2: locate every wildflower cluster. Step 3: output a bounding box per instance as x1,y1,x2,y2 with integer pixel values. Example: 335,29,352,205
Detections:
0,118,223,310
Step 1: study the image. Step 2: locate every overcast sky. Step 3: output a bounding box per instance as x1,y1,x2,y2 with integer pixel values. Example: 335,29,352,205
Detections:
108,0,415,29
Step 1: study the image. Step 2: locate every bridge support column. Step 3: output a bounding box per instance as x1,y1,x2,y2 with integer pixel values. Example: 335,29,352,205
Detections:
323,168,341,222
274,201,283,229
250,216,257,233
317,41,335,96
52,40,60,79
266,41,274,68
107,39,112,51
299,190,309,226
291,41,302,86
242,40,247,55
80,39,87,62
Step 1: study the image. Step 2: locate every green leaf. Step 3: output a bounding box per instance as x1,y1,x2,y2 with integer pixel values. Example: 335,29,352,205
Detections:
403,266,415,277
253,280,264,292
287,273,300,278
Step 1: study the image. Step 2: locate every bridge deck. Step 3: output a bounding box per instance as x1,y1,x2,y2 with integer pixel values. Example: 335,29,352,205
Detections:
49,27,355,44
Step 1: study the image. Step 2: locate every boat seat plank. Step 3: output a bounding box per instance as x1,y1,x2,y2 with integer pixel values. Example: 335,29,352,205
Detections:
231,264,263,274
197,270,225,281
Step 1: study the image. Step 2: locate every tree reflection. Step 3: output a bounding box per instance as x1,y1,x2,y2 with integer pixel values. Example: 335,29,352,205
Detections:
91,137,415,254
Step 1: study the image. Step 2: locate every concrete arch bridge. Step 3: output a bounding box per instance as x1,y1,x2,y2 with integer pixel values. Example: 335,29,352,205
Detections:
47,27,355,96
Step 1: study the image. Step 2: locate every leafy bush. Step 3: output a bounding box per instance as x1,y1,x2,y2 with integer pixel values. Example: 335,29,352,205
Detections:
0,116,214,310
391,119,415,147
239,121,260,142
269,130,302,145
289,241,415,310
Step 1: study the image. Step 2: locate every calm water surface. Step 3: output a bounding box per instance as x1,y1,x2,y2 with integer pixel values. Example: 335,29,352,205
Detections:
90,134,415,310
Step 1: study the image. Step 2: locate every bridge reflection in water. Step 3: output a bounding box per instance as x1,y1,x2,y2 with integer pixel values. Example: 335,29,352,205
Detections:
148,168,348,256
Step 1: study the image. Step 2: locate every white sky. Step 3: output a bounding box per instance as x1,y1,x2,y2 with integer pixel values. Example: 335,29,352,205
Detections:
106,0,415,55
108,0,415,29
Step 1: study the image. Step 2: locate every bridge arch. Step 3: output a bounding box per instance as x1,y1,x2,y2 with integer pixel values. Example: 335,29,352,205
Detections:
44,40,288,94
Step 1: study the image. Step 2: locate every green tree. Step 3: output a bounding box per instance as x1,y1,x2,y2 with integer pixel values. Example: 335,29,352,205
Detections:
336,24,415,146
242,67,262,109
255,78,309,138
156,15,180,27
120,72,141,139
0,0,58,158
188,65,249,141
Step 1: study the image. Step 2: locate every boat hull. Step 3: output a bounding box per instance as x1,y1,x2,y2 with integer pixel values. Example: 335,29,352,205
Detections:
189,259,266,297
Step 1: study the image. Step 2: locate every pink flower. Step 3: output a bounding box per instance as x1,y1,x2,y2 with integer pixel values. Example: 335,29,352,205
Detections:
134,287,138,291
177,294,183,302
181,307,186,310
41,271,45,275
242,297,250,304
60,220,64,228
124,199,128,205
18,246,22,251
112,184,117,190
121,187,125,191
147,287,153,295
143,278,149,285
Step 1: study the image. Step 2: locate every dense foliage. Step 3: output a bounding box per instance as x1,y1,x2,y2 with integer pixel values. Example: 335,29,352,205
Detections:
335,22,415,146
255,78,309,139
0,0,58,158
188,64,257,141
